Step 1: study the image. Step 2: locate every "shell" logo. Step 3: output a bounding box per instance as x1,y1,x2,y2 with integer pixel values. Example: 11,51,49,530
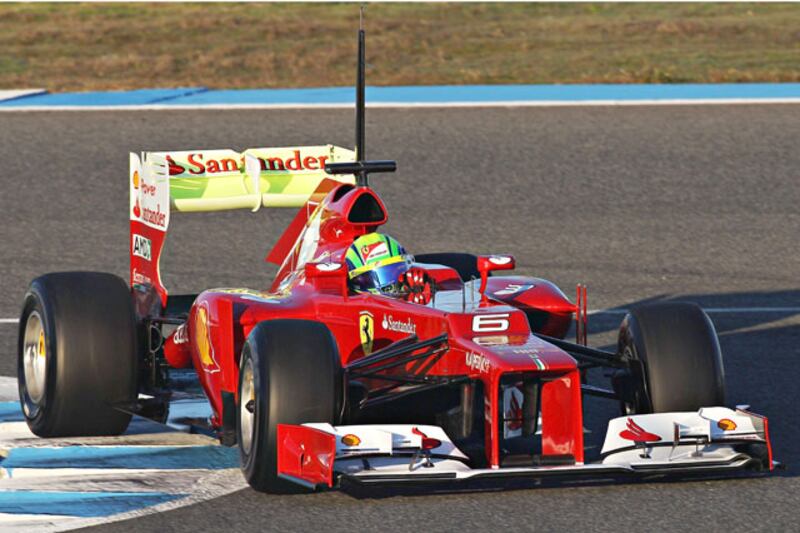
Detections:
194,305,220,373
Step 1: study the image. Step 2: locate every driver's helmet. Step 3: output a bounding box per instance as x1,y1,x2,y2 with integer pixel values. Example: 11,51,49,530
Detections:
346,233,412,295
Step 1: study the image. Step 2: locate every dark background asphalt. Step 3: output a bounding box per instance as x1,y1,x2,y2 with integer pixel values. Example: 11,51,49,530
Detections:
0,106,798,531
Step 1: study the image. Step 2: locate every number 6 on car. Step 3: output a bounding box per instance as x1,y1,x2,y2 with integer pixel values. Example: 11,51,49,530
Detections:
472,314,511,333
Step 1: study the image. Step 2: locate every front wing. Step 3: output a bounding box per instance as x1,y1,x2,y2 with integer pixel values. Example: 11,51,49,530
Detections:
276,407,773,489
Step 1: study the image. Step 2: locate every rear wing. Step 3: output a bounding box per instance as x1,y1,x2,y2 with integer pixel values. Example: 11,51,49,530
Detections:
129,145,356,306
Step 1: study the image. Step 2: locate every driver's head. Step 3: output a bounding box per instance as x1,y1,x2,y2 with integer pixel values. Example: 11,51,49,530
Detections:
346,233,412,295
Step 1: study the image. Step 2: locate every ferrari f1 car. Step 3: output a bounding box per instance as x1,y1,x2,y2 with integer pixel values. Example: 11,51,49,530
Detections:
17,27,774,493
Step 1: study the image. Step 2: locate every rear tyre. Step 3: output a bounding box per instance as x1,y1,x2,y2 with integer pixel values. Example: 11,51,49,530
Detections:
18,272,138,437
614,302,725,414
414,253,480,281
237,320,342,493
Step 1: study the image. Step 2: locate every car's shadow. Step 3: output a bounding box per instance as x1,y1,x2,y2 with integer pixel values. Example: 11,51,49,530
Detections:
338,468,778,500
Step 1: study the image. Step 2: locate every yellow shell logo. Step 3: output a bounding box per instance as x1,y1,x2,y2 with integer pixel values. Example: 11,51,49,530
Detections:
359,311,374,355
341,434,361,446
194,305,220,373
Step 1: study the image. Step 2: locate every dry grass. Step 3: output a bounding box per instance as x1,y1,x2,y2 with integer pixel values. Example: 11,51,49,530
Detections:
0,3,798,91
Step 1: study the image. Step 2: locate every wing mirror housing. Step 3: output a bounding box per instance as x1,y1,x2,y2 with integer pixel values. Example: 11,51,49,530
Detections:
305,261,348,297
477,255,516,302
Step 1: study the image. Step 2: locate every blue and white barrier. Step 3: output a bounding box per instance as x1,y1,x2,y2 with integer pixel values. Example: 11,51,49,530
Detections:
0,89,46,103
1,83,799,110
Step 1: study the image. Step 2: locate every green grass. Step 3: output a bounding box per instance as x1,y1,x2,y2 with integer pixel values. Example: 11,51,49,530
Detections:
0,2,798,90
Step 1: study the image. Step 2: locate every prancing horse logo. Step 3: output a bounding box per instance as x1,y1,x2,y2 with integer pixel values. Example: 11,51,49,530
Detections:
359,311,374,354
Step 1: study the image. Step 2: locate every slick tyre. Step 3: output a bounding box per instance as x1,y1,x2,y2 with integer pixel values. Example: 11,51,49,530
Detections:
615,302,725,414
237,320,342,493
18,272,138,437
414,253,481,282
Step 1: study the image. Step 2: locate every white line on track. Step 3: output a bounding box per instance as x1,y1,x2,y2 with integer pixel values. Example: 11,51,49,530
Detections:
588,307,800,316
0,307,798,325
1,98,799,112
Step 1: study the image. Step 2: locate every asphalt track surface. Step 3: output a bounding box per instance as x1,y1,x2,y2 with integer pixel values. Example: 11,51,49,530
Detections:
0,106,798,531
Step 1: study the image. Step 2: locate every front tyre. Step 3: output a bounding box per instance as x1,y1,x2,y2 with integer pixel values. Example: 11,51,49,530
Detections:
614,302,725,414
18,272,138,437
237,320,342,493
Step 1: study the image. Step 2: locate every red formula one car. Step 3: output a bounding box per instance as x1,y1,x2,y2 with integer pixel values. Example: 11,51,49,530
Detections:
17,29,774,493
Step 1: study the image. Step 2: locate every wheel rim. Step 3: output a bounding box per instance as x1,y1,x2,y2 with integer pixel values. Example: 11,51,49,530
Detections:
239,357,255,455
22,311,47,416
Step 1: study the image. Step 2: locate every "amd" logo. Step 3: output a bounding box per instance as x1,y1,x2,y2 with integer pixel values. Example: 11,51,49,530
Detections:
132,234,152,261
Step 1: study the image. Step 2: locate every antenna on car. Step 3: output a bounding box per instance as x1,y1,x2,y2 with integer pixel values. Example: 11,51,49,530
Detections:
324,6,397,187
355,6,365,163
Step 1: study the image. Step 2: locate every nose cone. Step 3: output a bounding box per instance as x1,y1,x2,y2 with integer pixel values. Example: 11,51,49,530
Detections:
472,334,578,375
457,333,577,378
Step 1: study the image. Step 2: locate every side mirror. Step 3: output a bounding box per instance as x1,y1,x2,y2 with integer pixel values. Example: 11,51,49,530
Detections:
305,261,348,297
477,255,515,302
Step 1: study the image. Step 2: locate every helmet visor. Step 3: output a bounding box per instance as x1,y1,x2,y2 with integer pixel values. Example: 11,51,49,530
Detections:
350,260,411,294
